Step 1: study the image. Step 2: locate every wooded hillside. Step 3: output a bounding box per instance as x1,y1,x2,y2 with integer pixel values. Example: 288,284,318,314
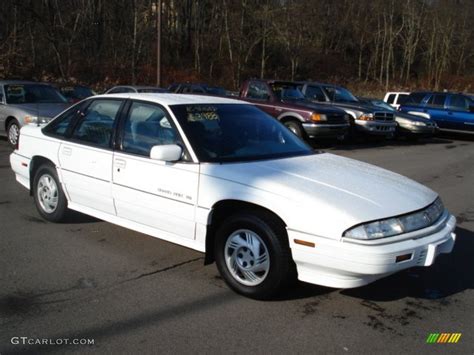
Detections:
1,0,473,94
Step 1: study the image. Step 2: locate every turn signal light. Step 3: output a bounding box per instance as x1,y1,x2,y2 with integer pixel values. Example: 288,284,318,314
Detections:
294,239,315,248
310,113,327,122
395,253,412,263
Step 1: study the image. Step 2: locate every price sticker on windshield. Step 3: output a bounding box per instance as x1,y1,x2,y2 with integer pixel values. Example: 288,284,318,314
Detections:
186,105,219,122
6,85,25,95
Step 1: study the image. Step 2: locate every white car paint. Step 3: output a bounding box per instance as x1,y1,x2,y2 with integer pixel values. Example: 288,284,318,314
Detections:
10,93,456,289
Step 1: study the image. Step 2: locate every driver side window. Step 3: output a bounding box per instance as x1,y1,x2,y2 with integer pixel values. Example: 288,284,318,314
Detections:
121,102,179,156
306,85,326,102
72,99,122,148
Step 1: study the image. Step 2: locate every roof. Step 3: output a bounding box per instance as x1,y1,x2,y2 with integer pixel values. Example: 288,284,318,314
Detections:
0,80,48,85
295,81,343,88
111,85,163,89
410,90,474,95
248,79,299,86
93,93,247,106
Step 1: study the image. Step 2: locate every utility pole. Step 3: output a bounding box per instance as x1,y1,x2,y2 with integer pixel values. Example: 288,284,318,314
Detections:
156,0,162,87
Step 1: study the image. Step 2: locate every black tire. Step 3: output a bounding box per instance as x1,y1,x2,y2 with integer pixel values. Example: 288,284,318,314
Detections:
7,119,20,148
214,211,295,299
346,119,359,142
284,120,305,139
33,164,68,222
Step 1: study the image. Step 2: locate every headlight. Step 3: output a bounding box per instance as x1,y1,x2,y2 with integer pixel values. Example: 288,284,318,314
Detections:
24,115,39,124
396,117,411,125
344,198,445,240
24,115,50,124
38,116,51,124
397,117,427,127
311,113,327,122
359,113,375,121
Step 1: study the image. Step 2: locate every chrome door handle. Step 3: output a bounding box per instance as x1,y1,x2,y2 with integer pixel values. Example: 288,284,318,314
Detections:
62,146,72,156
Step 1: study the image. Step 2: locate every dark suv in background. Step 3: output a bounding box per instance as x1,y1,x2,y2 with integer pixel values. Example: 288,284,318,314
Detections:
168,83,228,97
239,79,349,140
297,82,396,139
399,92,474,132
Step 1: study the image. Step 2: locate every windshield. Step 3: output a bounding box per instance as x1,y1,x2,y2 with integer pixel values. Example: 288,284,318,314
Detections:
271,84,306,101
61,86,95,99
323,86,358,103
5,84,67,104
170,104,313,163
368,100,396,112
205,87,227,96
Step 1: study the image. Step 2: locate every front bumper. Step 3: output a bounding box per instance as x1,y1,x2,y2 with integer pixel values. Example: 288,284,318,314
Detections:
288,213,456,288
355,120,396,136
302,122,349,138
10,151,31,189
397,123,437,136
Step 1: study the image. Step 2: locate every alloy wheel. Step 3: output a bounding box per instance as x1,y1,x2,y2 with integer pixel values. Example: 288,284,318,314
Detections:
224,229,270,286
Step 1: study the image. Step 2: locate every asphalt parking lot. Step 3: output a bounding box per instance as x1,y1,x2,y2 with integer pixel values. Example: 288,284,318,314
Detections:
0,134,473,354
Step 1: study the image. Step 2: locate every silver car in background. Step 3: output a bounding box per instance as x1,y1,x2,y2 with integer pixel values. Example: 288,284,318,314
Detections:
0,80,70,147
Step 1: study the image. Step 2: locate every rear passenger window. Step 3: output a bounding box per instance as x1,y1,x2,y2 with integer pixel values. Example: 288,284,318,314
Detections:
448,95,470,111
427,94,447,108
121,102,179,156
387,94,396,104
72,99,122,148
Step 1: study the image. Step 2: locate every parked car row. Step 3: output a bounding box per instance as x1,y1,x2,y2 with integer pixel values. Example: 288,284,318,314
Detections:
238,79,440,141
1,79,473,148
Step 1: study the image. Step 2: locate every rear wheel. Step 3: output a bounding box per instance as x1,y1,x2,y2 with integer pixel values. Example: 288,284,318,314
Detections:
7,119,20,148
33,164,68,222
214,212,295,299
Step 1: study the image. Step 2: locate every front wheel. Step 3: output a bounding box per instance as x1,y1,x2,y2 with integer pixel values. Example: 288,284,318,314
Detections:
33,164,68,222
7,120,20,148
284,120,304,138
214,212,295,299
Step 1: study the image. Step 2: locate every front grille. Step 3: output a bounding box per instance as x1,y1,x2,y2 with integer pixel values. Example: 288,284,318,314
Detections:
327,113,347,124
373,111,394,121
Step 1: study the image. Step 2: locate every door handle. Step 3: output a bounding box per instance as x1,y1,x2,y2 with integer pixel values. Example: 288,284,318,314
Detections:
61,146,72,156
114,159,126,169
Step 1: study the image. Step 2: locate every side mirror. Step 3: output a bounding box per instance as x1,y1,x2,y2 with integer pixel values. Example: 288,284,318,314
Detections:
150,144,182,162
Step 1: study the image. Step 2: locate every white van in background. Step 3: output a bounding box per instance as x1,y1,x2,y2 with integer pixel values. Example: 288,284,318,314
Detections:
384,92,410,109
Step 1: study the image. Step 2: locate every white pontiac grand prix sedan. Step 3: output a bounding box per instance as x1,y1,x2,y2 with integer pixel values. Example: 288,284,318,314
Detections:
10,94,456,299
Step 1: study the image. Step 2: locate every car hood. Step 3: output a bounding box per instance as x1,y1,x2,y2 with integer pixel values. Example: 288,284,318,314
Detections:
395,111,430,122
9,103,70,118
200,153,437,237
315,100,391,114
280,99,346,115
